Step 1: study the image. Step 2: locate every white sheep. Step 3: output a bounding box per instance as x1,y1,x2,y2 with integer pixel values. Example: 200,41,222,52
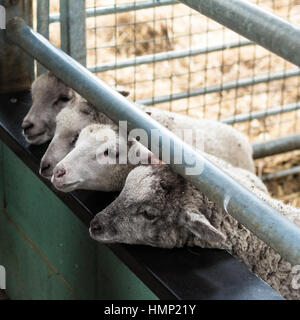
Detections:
31,73,255,178
47,106,255,181
22,72,75,144
139,106,255,172
22,72,129,145
89,163,300,300
39,96,114,178
51,123,259,192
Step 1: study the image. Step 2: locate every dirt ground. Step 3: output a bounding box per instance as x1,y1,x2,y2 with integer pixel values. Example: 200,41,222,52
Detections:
43,0,300,205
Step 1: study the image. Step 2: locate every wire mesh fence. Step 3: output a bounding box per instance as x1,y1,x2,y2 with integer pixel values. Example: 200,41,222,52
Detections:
37,0,300,203
45,0,300,143
87,0,300,143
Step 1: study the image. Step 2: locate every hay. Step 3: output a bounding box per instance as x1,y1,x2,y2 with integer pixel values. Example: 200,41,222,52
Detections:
47,0,300,204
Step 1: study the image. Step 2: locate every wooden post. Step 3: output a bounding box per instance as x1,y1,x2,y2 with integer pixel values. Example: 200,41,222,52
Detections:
0,0,33,93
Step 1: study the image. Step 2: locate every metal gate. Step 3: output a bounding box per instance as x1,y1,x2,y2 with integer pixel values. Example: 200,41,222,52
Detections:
37,0,300,186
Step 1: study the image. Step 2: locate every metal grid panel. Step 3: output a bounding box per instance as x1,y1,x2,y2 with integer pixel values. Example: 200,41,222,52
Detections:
45,0,300,146
79,0,300,144
34,0,300,198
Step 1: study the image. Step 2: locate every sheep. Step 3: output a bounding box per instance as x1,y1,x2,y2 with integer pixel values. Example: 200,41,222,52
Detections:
39,97,114,178
139,106,255,172
22,72,75,145
22,72,129,145
51,123,133,191
89,163,300,300
31,73,254,177
51,123,265,193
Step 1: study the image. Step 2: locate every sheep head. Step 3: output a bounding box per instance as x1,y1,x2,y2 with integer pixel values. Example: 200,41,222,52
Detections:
89,164,226,248
40,100,101,179
22,72,74,145
51,123,149,192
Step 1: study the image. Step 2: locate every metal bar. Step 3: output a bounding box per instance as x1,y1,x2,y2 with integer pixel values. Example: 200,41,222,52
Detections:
262,166,300,181
136,69,300,105
6,19,300,266
50,0,179,23
253,134,300,159
37,0,49,75
0,0,33,93
59,0,86,66
222,102,300,125
178,0,300,67
88,39,252,73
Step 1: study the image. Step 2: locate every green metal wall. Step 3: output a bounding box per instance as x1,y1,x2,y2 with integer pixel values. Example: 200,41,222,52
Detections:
0,141,157,300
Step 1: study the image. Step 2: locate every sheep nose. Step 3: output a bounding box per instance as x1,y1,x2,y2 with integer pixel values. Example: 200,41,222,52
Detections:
54,168,66,180
90,219,102,234
41,163,51,173
40,162,52,177
22,121,34,133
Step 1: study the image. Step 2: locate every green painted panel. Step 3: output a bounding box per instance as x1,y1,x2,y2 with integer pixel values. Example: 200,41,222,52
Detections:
97,245,158,300
0,142,4,207
0,141,157,300
0,142,97,299
0,208,79,300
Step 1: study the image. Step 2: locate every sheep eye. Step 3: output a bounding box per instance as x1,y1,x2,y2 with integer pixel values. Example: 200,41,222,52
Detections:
103,149,119,158
54,95,71,106
80,109,90,115
141,210,157,221
71,133,79,146
59,95,71,102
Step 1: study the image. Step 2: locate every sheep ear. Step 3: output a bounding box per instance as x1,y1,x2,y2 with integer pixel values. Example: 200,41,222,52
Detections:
185,212,226,243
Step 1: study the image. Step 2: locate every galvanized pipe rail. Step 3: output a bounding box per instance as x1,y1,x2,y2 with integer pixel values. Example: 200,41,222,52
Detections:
178,0,300,68
253,134,300,159
222,101,300,125
49,0,179,23
136,68,300,105
88,39,252,73
49,0,300,110
262,166,300,181
37,0,49,75
6,18,300,266
59,0,86,66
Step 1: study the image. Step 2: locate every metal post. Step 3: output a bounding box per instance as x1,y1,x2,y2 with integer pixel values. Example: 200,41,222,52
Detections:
37,0,49,75
0,0,33,93
59,0,86,66
178,0,300,67
6,19,300,266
